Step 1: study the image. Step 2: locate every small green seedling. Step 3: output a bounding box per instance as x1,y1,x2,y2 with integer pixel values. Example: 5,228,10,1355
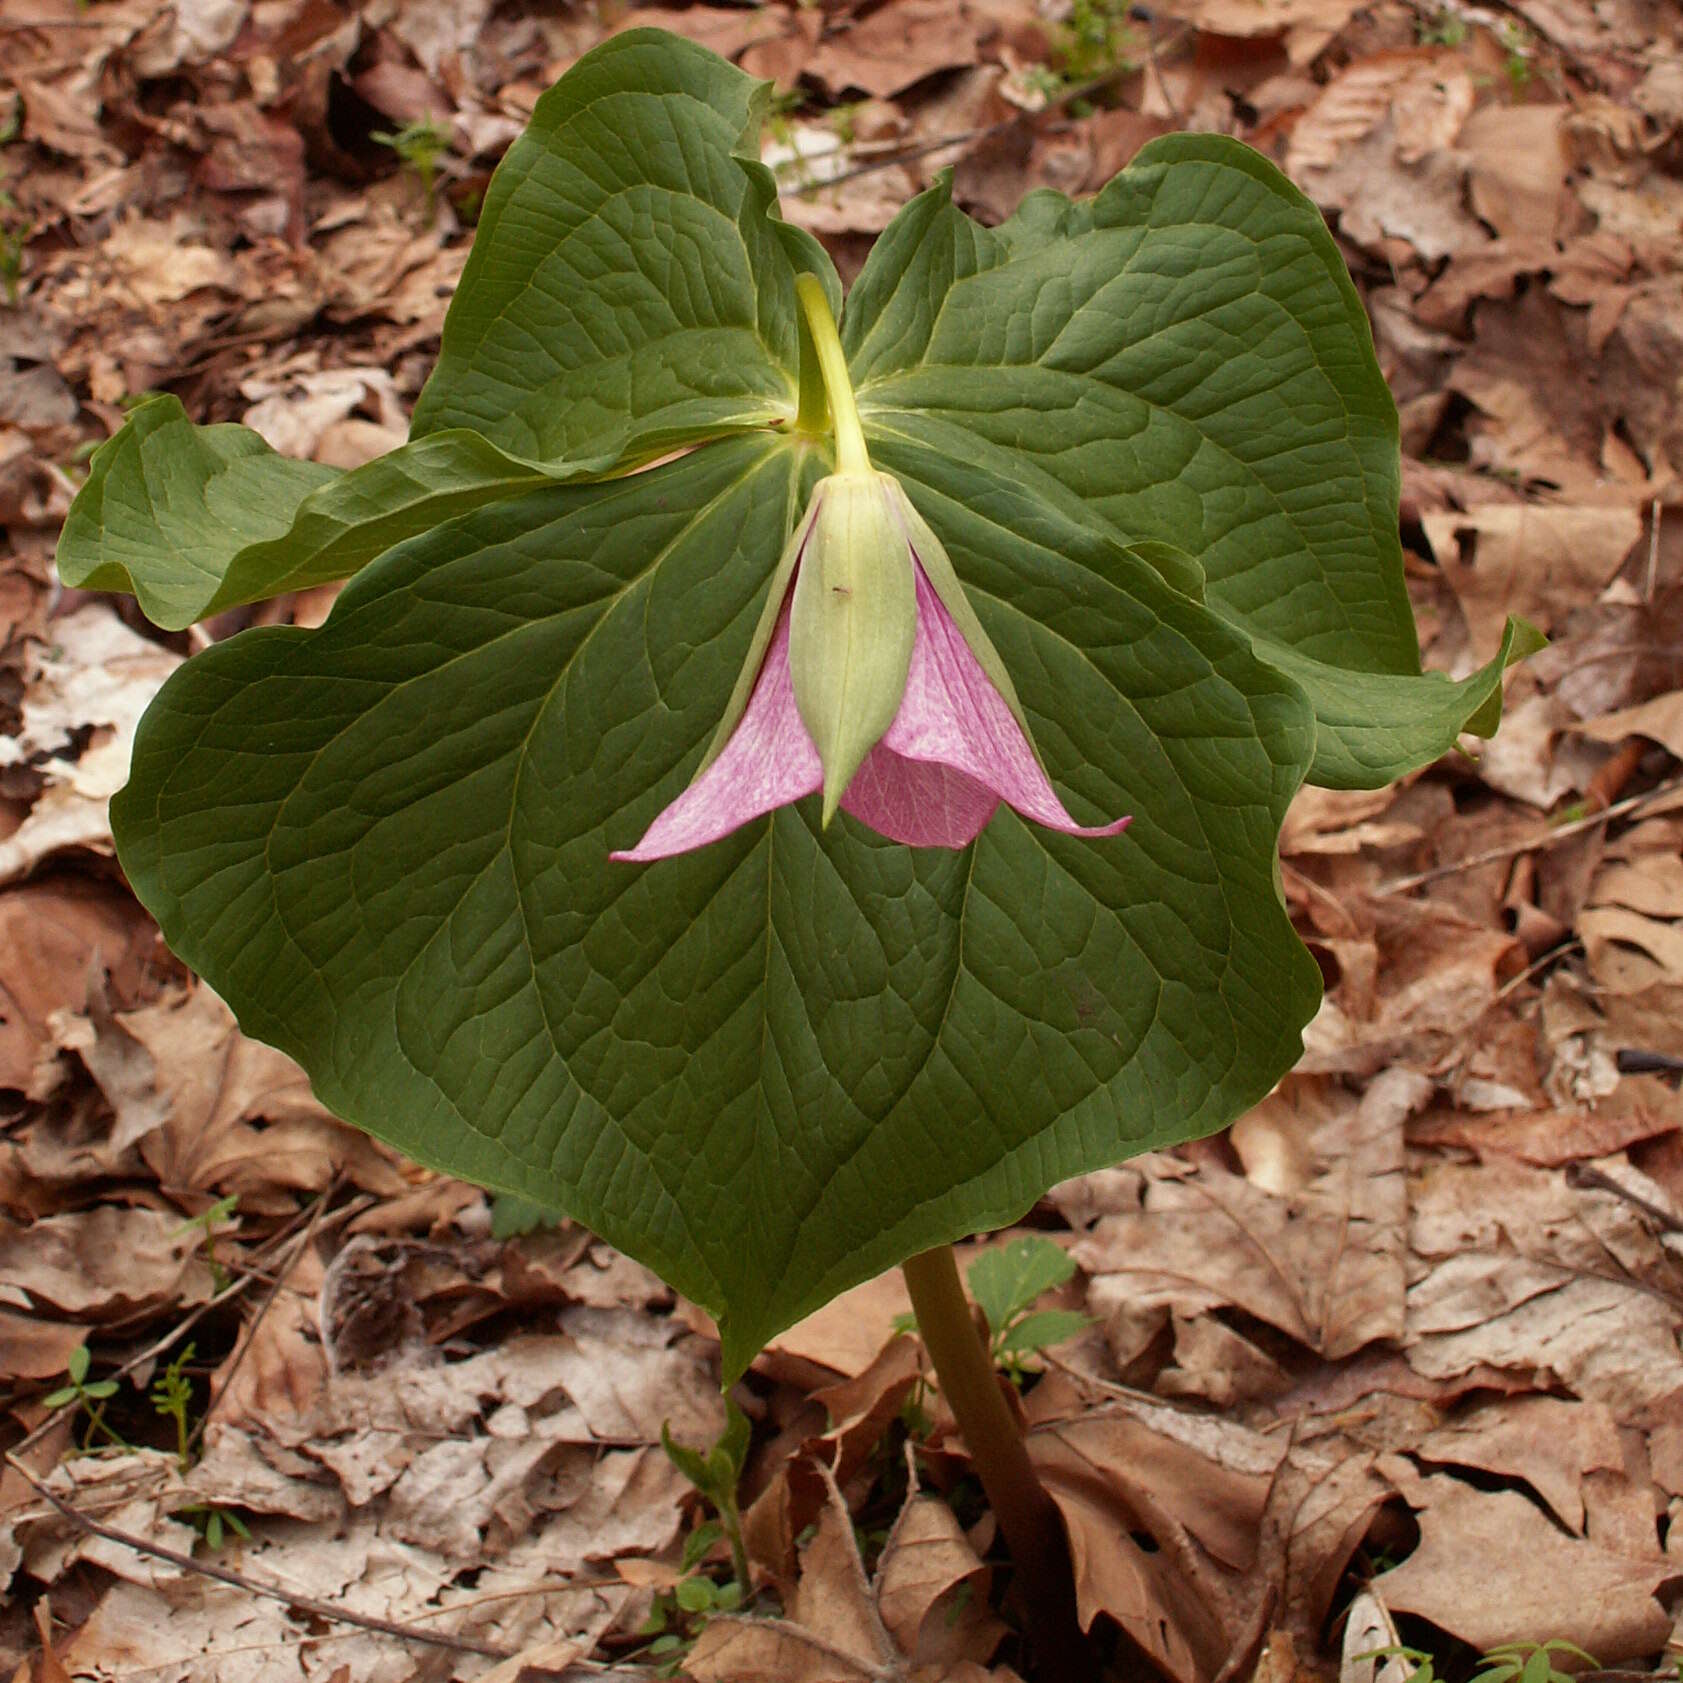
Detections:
661,1397,752,1597
175,1195,239,1294
0,218,28,306
150,1341,198,1469
895,1236,1089,1388
372,116,451,222
43,1344,124,1453
171,1501,253,1553
638,1530,747,1679
1472,1640,1598,1683
968,1237,1091,1382
1360,1638,1599,1683
648,1401,754,1674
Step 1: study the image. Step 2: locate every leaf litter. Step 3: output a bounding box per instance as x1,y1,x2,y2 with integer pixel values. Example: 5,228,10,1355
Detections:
4,0,1683,1677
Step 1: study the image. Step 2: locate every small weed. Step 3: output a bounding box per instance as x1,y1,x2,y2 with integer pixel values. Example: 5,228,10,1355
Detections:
661,1396,752,1594
894,1235,1089,1387
1359,1638,1599,1683
1,219,32,306
644,1406,757,1673
172,1501,253,1552
1496,20,1535,91
43,1345,126,1454
176,1195,239,1293
967,1236,1091,1382
827,102,863,147
1416,7,1469,46
372,116,452,223
151,1341,199,1470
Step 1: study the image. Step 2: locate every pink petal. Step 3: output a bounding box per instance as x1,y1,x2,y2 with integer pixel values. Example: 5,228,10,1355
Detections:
841,752,1000,848
611,601,820,862
842,564,1130,849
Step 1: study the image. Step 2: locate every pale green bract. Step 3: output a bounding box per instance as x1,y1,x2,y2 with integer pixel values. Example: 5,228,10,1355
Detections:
57,30,1533,1375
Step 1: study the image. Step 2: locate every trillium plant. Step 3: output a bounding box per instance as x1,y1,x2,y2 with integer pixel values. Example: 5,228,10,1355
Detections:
59,30,1535,1679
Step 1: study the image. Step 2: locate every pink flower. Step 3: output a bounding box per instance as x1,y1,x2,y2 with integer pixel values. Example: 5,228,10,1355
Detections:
613,472,1130,862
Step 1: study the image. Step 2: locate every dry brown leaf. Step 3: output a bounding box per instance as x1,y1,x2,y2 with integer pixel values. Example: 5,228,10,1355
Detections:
1286,51,1471,175
1073,1073,1419,1394
1580,689,1683,763
1411,1394,1623,1532
1406,1157,1683,1418
800,0,983,100
1421,503,1642,654
0,1206,211,1322
1375,1469,1675,1662
0,880,162,1097
0,607,182,885
876,1488,1004,1669
1459,103,1572,241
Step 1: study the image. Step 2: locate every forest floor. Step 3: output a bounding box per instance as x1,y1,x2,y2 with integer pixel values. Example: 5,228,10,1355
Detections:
2,0,1683,1679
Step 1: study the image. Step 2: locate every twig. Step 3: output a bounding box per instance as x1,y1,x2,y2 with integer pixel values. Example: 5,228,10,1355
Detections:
5,1453,515,1660
1565,1162,1683,1236
185,1175,339,1457
1645,497,1661,604
11,1188,374,1461
1376,775,1683,896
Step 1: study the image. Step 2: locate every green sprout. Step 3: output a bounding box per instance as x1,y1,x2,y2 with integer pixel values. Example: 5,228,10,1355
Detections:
1360,1638,1599,1683
43,1345,125,1454
175,1194,239,1294
967,1236,1091,1383
372,116,452,223
646,1400,755,1674
150,1341,198,1469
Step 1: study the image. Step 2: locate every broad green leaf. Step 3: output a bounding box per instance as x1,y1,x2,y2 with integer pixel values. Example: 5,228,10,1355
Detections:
114,433,1320,1376
845,143,1523,786
57,397,550,631
1256,617,1545,787
968,1236,1075,1335
408,29,839,473
57,396,338,630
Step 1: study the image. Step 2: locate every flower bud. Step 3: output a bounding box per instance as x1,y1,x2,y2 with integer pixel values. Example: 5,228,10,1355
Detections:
788,472,918,827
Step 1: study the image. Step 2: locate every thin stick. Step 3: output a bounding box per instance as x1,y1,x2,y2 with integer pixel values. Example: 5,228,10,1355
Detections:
5,1453,514,1660
1376,775,1683,896
11,1188,370,1462
186,1175,338,1457
901,1245,1100,1683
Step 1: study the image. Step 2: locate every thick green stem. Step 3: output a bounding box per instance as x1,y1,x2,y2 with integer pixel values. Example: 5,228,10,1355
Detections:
902,1245,1096,1683
794,273,870,476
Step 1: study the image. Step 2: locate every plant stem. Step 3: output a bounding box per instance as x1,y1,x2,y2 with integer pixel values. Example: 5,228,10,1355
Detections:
794,273,870,477
901,1245,1096,1683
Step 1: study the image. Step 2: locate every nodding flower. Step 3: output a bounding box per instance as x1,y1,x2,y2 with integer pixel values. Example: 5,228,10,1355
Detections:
612,464,1130,862
613,272,1129,864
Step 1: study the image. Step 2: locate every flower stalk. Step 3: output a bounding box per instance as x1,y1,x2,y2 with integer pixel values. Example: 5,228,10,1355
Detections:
795,273,869,476
902,1245,1097,1683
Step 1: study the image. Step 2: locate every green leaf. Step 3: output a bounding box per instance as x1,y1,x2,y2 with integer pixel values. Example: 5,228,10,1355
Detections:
968,1236,1075,1335
56,396,337,630
681,1519,724,1574
996,1307,1090,1359
113,431,1320,1376
66,1344,89,1385
675,1577,717,1614
58,402,554,632
488,1192,566,1239
409,30,838,474
42,1386,78,1409
845,145,1526,786
1254,616,1545,788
